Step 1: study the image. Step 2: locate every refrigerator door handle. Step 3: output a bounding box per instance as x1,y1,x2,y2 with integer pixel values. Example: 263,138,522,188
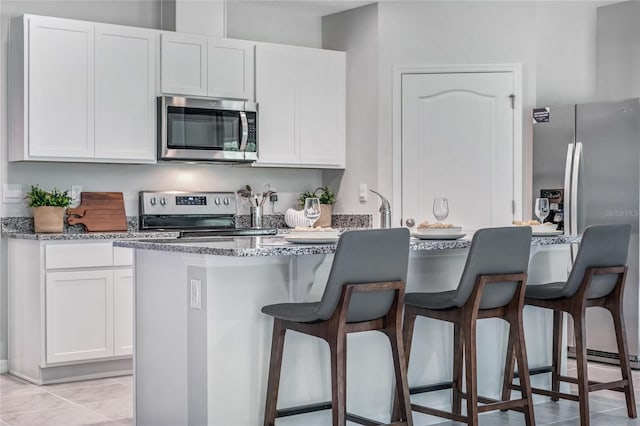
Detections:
564,143,575,235
571,142,583,236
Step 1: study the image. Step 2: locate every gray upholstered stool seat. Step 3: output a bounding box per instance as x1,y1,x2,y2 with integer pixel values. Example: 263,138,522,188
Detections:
503,224,637,426
262,228,414,426
404,290,457,310
399,227,535,426
261,302,321,322
524,282,566,299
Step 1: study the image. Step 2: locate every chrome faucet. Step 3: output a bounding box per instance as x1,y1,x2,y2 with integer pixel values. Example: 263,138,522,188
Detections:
370,189,391,229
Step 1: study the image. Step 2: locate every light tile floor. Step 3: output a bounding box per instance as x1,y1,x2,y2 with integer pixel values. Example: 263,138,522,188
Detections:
0,374,132,426
1,361,640,425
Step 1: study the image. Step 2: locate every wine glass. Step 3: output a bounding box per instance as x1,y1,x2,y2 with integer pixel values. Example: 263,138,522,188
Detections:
303,197,321,227
534,197,550,223
433,197,449,222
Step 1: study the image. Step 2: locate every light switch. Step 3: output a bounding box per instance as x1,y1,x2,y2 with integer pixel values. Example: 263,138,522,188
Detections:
3,184,23,203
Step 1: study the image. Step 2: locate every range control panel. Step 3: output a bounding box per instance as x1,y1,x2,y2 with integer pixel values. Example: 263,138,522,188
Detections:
139,191,237,216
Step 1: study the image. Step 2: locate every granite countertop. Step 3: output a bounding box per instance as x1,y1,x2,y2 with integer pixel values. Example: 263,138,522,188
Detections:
2,230,180,240
113,233,582,257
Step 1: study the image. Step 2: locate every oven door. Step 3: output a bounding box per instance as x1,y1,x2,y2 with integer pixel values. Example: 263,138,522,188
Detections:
158,96,257,162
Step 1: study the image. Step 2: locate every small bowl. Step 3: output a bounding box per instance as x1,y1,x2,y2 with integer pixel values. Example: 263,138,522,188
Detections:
414,226,462,235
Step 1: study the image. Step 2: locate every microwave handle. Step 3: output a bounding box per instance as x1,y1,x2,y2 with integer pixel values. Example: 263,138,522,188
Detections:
239,112,249,151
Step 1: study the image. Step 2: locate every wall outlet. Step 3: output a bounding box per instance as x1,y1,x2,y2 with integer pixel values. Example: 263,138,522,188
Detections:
190,279,202,309
70,185,82,207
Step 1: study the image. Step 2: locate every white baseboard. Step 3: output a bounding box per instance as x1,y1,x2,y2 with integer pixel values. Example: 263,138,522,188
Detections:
0,359,8,374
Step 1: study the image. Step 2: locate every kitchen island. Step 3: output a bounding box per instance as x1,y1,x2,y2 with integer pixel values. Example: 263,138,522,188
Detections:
116,233,578,426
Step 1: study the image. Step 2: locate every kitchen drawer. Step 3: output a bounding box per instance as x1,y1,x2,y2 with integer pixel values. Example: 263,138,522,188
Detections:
113,247,133,266
45,243,113,269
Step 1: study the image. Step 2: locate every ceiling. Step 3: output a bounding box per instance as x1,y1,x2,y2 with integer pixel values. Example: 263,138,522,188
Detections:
227,0,375,17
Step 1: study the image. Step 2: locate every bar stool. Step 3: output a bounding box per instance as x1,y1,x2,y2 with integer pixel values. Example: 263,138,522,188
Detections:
261,228,413,426
400,226,535,425
502,224,636,426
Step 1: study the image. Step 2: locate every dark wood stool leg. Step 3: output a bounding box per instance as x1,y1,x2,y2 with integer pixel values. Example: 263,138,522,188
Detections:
500,323,516,405
387,327,413,425
572,310,590,426
453,323,464,415
263,319,287,426
393,308,418,421
513,317,536,426
329,330,348,426
463,320,479,425
551,310,563,401
610,305,637,418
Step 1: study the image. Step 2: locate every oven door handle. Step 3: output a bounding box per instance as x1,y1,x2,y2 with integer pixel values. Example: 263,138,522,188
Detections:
239,111,249,151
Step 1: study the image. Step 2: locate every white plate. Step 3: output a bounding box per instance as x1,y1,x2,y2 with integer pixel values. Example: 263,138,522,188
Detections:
411,233,466,240
532,230,563,237
284,236,339,244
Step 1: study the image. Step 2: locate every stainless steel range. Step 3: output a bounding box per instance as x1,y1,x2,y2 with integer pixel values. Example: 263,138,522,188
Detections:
139,191,277,237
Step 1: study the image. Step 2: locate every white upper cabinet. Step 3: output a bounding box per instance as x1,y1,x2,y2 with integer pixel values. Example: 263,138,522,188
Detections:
160,33,207,96
161,33,255,100
9,15,158,163
24,16,95,159
95,25,157,161
207,38,254,100
254,44,298,165
255,43,345,168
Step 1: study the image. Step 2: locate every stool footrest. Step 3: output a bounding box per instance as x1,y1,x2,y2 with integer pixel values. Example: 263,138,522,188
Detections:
515,365,553,378
276,401,332,418
345,412,382,425
276,403,389,426
513,384,580,402
409,381,453,395
477,399,528,413
411,403,467,423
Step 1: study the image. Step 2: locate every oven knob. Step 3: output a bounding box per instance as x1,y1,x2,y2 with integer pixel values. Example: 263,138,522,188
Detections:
215,198,221,205
160,197,167,206
150,197,157,206
223,198,230,206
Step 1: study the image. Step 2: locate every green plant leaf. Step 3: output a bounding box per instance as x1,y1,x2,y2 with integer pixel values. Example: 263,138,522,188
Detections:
25,185,72,208
297,186,335,206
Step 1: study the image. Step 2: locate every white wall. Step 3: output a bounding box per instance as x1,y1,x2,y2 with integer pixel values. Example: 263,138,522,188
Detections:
322,4,378,215
227,1,322,48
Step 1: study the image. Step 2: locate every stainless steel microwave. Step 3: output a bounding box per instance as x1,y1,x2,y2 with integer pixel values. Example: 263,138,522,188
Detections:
158,96,258,163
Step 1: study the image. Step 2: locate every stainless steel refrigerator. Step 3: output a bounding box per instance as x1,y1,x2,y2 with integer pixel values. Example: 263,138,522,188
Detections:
532,98,640,368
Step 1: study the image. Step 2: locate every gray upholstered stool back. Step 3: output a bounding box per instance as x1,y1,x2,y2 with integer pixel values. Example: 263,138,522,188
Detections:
454,226,532,309
562,224,631,299
315,228,410,323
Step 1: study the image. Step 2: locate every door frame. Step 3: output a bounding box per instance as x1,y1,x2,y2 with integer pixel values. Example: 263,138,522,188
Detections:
391,63,523,226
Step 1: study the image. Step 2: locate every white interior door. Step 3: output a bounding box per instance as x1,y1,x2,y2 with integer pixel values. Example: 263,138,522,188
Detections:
401,71,517,230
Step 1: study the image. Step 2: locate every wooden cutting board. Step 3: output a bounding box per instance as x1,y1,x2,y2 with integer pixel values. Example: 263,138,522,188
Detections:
66,192,127,232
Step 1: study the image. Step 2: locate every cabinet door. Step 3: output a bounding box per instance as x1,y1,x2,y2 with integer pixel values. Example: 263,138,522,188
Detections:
28,16,94,158
161,33,207,96
207,38,254,100
46,270,114,364
255,44,298,165
113,268,133,356
298,50,346,168
95,25,157,162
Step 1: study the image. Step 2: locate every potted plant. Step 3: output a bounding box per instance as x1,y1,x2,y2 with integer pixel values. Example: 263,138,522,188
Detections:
298,186,336,227
26,185,72,233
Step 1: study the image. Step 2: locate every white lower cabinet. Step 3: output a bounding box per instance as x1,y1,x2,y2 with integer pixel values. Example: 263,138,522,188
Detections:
46,269,114,364
8,239,134,384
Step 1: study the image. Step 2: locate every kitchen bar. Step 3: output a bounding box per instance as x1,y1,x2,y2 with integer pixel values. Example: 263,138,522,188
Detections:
116,233,578,425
